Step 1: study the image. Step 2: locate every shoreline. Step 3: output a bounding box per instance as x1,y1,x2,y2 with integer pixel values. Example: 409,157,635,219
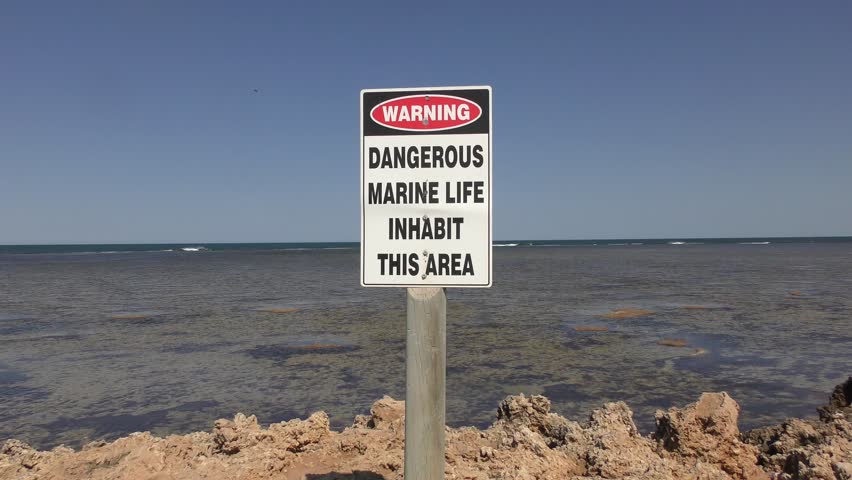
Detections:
2,378,849,480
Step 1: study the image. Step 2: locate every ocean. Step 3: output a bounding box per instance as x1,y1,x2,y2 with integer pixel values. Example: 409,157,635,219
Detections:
2,236,852,255
1,238,850,449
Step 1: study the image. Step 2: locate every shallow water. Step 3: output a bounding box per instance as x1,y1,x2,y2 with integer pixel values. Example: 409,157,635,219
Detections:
0,244,850,448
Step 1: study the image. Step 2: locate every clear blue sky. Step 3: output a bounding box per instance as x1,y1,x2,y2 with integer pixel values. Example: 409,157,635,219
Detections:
2,1,850,243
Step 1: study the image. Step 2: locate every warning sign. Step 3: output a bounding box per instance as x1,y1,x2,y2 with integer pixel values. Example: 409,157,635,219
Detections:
360,86,492,287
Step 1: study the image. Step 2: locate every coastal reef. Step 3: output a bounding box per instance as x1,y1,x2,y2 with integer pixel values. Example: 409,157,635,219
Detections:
1,378,850,480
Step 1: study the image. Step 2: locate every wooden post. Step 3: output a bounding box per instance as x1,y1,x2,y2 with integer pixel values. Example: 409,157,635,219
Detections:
405,287,446,480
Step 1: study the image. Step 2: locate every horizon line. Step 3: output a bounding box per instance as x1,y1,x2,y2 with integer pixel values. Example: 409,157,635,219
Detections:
2,234,852,247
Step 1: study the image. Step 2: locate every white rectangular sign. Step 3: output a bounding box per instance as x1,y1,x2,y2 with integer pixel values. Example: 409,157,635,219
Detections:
360,86,492,287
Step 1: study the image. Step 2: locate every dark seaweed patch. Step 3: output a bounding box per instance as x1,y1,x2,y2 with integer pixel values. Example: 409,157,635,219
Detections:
482,361,510,370
542,384,595,403
0,385,49,403
119,315,168,325
39,400,219,444
161,341,237,354
26,333,85,342
245,343,361,364
562,331,632,350
0,323,40,335
0,363,29,384
446,365,469,375
0,362,48,404
266,407,307,425
340,367,361,385
91,351,136,360
0,332,85,343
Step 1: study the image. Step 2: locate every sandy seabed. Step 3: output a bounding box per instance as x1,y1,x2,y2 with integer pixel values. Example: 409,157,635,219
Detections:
1,378,850,480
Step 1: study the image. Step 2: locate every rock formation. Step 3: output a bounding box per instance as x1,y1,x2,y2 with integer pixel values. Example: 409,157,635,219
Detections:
743,377,852,480
2,379,851,479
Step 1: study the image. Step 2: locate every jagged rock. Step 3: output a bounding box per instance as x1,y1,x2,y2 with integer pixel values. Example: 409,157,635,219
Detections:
654,392,767,479
744,418,852,479
583,402,660,478
3,381,852,480
744,419,828,459
834,462,852,480
496,394,552,427
743,378,852,479
817,376,852,422
0,440,40,470
366,396,405,430
213,413,263,454
495,394,582,448
269,411,330,453
212,411,329,456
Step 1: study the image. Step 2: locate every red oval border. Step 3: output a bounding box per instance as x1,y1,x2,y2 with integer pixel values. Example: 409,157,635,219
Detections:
369,94,483,132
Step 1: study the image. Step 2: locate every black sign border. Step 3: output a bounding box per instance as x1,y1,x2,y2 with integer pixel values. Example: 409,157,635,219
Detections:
360,86,492,288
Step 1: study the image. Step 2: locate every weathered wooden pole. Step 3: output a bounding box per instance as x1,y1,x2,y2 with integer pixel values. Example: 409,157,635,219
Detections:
405,287,447,480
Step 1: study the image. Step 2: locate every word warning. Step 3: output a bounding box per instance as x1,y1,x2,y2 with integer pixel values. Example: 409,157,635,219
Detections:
361,86,492,287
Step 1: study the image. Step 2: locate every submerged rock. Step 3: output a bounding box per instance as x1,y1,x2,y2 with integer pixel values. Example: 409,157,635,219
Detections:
574,326,609,332
109,314,150,320
601,308,655,319
256,307,299,314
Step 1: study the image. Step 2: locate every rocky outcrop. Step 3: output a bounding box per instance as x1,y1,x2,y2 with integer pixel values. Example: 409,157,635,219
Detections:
817,377,852,422
581,401,663,478
742,378,852,480
2,380,851,480
654,392,767,479
743,417,852,480
213,411,330,455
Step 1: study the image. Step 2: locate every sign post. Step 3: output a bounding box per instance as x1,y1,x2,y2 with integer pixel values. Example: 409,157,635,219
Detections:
361,86,492,479
405,287,446,480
